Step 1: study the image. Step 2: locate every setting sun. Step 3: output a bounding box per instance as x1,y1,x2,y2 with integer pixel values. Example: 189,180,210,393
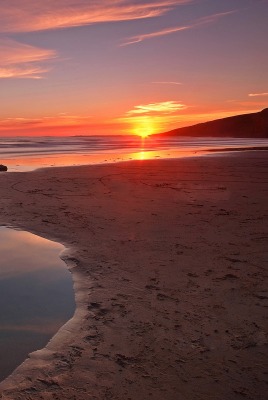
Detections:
132,116,156,137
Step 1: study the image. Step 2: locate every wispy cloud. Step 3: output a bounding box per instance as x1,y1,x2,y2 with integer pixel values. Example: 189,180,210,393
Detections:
248,92,268,97
126,101,186,115
0,1,192,33
0,38,56,78
0,66,50,79
0,113,127,135
121,10,235,46
0,114,92,129
122,25,188,46
152,81,182,85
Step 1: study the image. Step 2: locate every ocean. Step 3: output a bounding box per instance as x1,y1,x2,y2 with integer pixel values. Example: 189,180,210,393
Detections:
1,135,268,172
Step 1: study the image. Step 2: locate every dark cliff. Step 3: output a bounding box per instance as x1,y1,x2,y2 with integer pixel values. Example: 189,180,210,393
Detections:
162,108,268,138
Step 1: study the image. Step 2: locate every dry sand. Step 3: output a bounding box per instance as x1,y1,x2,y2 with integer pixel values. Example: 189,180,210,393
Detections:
0,153,267,400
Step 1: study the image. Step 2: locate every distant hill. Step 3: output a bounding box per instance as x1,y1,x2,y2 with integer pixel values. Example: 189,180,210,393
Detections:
161,108,268,138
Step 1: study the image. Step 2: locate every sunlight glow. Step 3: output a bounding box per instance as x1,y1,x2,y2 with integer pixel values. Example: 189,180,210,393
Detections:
132,116,156,137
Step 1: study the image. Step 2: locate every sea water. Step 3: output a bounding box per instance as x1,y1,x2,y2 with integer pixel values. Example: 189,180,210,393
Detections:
1,135,268,172
0,227,75,382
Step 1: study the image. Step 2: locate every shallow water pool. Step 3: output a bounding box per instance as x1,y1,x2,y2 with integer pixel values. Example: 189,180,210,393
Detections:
0,226,75,381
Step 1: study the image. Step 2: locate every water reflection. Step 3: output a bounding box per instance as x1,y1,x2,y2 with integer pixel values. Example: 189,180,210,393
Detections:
0,227,75,381
1,148,212,171
2,136,268,172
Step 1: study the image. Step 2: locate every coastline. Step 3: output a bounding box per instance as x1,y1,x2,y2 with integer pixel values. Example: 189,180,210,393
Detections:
0,152,267,399
2,135,268,173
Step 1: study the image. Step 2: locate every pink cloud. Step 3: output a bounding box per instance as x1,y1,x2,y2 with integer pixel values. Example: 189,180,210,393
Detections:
0,1,192,33
0,66,49,79
121,10,236,46
0,38,56,78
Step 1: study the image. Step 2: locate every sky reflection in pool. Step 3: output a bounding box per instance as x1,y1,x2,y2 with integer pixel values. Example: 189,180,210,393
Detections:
0,227,75,382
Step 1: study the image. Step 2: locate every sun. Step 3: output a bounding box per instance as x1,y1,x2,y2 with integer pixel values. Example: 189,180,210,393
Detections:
132,116,156,138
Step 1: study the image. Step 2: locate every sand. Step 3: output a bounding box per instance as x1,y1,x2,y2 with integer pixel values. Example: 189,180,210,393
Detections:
0,152,267,400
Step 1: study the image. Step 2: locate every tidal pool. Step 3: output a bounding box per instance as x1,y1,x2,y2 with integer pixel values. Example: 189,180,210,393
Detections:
0,226,75,382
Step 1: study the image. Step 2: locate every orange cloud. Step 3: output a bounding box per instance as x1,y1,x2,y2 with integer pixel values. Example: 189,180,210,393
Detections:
0,113,132,136
0,114,92,130
248,92,268,97
0,103,188,136
121,10,235,45
0,38,56,78
126,101,187,115
119,100,187,135
0,1,192,33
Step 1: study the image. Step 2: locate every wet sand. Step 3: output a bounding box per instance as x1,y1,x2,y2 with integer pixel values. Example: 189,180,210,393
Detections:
0,153,267,399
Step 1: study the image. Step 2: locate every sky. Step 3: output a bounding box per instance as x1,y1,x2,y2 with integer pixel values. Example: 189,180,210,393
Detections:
0,0,267,136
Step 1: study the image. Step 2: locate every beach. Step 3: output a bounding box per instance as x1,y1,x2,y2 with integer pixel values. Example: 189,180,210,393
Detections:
0,152,267,399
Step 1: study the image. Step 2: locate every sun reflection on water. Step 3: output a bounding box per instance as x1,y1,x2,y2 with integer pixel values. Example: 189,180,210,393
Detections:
3,135,264,172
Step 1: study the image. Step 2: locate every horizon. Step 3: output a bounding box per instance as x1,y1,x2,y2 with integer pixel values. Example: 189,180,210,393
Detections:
1,107,267,139
1,0,268,137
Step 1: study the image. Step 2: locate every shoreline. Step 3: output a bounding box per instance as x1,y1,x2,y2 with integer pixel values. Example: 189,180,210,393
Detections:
206,145,268,153
0,152,267,399
0,226,74,383
2,139,268,173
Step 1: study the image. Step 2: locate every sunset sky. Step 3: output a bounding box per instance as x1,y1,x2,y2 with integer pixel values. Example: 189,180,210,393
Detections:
0,0,267,136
